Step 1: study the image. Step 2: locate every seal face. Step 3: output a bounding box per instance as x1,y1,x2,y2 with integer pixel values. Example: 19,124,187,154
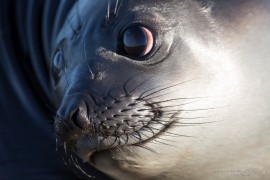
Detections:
52,0,270,179
53,0,218,178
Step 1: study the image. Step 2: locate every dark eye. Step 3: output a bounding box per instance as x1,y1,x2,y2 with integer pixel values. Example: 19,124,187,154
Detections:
120,26,154,59
52,49,64,80
53,49,63,69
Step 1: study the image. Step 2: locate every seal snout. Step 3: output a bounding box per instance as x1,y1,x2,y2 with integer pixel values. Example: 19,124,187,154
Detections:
55,92,163,152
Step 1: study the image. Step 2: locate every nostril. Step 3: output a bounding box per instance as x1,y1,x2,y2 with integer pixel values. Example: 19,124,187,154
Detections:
70,109,82,129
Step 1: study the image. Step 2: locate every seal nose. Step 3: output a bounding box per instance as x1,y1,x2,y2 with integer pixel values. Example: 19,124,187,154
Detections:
56,99,90,131
69,105,89,130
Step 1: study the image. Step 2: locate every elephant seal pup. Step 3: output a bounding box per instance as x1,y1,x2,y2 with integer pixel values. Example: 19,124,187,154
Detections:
53,0,270,179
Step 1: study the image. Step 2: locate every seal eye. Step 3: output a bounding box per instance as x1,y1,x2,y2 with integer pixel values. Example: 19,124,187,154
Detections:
52,49,64,80
53,50,63,70
120,26,154,59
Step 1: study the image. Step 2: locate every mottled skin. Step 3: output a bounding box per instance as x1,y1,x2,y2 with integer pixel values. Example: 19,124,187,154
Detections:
0,0,270,180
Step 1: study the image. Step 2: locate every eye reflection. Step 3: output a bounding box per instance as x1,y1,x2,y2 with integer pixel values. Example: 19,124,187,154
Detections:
120,26,154,59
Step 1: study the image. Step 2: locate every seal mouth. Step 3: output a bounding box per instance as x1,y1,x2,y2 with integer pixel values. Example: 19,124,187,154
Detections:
90,120,174,164
74,104,177,164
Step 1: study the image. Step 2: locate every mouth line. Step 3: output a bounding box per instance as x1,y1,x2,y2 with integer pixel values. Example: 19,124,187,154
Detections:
88,116,177,165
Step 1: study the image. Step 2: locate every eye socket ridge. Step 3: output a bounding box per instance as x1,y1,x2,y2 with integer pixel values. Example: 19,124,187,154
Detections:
118,24,155,60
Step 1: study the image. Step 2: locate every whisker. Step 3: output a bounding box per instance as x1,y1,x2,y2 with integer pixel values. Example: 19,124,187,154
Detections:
156,116,211,119
123,72,144,96
152,121,198,127
128,76,154,96
163,131,196,138
114,0,119,15
149,120,167,126
84,90,104,106
123,134,129,146
170,124,209,127
70,155,80,170
74,158,91,178
160,100,200,109
63,142,68,156
152,119,218,126
156,136,176,143
116,136,123,146
114,0,123,17
107,136,118,148
140,79,195,99
112,114,152,118
176,121,219,125
134,131,142,142
71,155,92,178
133,143,157,154
161,107,220,114
139,131,153,139
142,127,155,136
67,156,72,165
152,139,176,147
106,0,110,23
61,155,68,166
144,89,194,101
84,43,95,79
134,100,200,112
151,97,206,104
179,107,221,111
104,82,113,97
136,75,186,98
108,90,118,101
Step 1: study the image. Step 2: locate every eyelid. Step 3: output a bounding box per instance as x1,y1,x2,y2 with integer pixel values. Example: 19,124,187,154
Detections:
142,27,153,55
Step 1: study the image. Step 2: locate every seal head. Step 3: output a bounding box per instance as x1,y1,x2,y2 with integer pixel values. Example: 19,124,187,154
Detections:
52,0,221,179
53,0,270,179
